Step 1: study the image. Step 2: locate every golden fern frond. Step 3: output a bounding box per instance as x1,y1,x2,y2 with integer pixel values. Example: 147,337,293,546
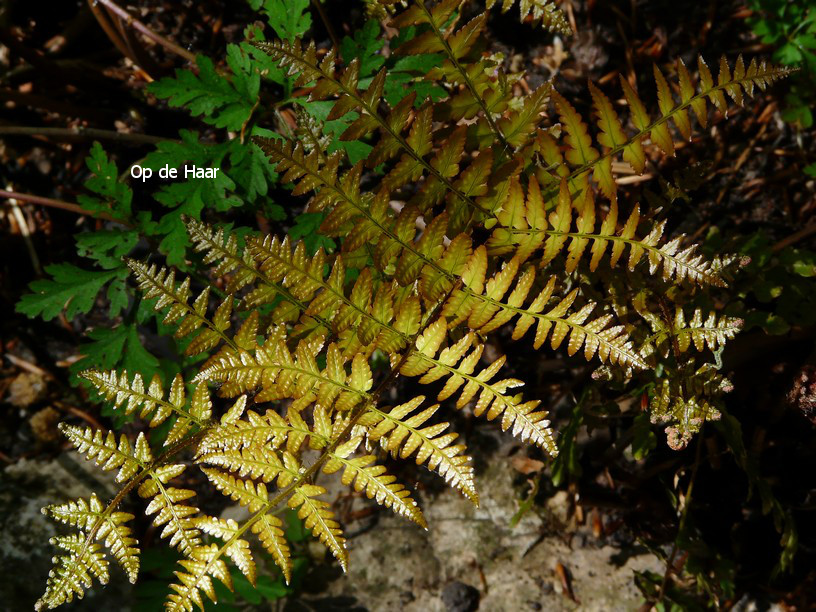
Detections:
59,424,151,482
489,178,728,286
43,493,140,583
243,231,338,321
197,408,290,455
323,435,427,527
35,536,109,611
251,139,464,290
289,483,349,570
443,248,647,368
185,218,259,295
200,467,293,579
204,459,347,572
166,543,232,612
126,259,236,355
252,512,291,584
360,396,478,502
399,321,558,454
80,370,210,436
486,0,571,34
198,330,375,411
138,464,201,555
196,517,256,586
545,56,792,201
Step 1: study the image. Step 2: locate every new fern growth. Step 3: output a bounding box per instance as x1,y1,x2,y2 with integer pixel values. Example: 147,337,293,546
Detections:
36,0,791,609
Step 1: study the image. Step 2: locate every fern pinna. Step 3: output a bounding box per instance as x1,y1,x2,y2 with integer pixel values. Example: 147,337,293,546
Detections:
36,0,790,609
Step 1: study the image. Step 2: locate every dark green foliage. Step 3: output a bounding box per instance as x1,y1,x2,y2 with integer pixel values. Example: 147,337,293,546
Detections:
748,0,816,126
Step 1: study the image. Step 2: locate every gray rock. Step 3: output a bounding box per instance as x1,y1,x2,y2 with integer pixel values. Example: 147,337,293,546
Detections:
0,452,132,610
441,581,479,612
312,442,663,612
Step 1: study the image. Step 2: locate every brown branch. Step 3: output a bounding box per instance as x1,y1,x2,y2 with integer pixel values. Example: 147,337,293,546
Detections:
0,126,172,146
772,221,816,253
310,0,339,51
0,190,117,222
94,0,197,64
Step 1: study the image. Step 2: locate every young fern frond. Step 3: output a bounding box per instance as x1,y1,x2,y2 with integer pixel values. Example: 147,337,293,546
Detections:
650,364,734,450
644,307,744,357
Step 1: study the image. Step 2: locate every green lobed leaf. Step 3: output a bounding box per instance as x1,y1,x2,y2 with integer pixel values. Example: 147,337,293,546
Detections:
16,264,122,321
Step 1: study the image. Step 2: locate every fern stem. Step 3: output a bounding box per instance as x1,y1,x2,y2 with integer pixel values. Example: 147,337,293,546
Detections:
657,424,705,603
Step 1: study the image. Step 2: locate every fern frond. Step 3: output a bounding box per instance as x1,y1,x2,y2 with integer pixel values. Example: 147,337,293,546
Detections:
198,408,290,454
650,364,733,450
251,42,490,220
138,464,201,555
35,536,109,610
196,333,372,410
252,512,292,583
196,517,257,585
361,396,478,502
185,218,259,295
645,307,743,356
486,0,571,34
200,467,292,580
166,544,232,612
546,56,792,201
126,259,236,355
323,435,427,527
444,248,647,369
288,483,348,570
490,178,728,286
58,424,150,482
44,493,140,583
399,323,558,454
80,370,210,434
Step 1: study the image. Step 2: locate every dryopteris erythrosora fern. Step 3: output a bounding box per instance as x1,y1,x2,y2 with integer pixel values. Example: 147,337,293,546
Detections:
35,0,790,609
